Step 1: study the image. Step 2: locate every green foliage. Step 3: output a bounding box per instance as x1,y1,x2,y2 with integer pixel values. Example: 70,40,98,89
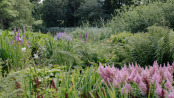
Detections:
0,66,103,97
32,20,43,32
109,0,174,33
71,27,112,41
0,0,18,29
0,30,32,74
112,26,174,66
72,41,112,66
41,27,76,34
0,0,34,29
74,0,105,26
10,0,34,28
109,32,133,44
41,0,73,27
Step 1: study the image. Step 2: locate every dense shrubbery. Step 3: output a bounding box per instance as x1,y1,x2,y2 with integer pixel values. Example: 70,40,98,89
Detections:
111,26,174,66
109,1,174,33
1,0,174,97
1,25,174,97
109,32,133,44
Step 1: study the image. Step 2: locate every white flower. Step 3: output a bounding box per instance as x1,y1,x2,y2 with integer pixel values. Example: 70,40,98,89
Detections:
21,47,26,52
34,54,38,59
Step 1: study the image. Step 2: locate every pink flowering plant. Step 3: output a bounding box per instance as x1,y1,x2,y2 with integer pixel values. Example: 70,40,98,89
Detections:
98,61,174,97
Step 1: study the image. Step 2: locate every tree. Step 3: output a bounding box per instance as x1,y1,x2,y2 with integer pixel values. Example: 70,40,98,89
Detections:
41,0,70,27
10,0,34,28
30,0,42,20
0,0,18,29
0,0,33,29
74,0,105,25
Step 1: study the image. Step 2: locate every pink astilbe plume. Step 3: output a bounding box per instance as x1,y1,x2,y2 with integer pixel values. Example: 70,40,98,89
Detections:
155,82,163,96
151,71,162,84
164,79,173,90
98,61,174,97
115,71,123,84
133,73,141,84
122,81,132,95
168,89,174,98
141,69,150,82
164,69,173,82
98,62,117,84
138,80,147,96
126,69,136,83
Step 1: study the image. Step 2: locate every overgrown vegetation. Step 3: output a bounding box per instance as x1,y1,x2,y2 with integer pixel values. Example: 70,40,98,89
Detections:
0,0,174,97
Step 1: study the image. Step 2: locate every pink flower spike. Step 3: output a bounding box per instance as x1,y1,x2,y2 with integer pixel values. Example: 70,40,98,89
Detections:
98,62,105,78
164,79,173,90
151,71,162,84
133,73,141,84
164,69,173,82
125,81,131,91
127,69,136,82
155,82,162,96
168,90,174,98
172,62,174,66
138,81,147,96
114,79,119,88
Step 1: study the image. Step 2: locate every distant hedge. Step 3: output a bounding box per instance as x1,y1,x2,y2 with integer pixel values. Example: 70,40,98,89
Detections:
109,1,174,33
41,27,76,35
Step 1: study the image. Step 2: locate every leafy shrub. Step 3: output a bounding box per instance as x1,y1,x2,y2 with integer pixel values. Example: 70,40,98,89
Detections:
72,41,111,66
109,32,133,44
109,1,174,33
112,26,174,66
32,20,43,32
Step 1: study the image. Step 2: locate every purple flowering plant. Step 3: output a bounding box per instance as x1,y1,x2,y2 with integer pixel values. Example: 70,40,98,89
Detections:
79,32,97,43
56,32,72,41
9,27,30,48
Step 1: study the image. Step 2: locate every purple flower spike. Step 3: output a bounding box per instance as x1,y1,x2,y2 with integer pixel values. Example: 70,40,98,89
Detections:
57,35,59,40
21,38,24,43
23,26,25,34
15,36,18,41
17,37,20,41
85,32,88,39
28,44,30,48
11,41,14,44
14,28,16,36
23,26,26,38
23,34,26,38
9,41,11,44
18,29,20,37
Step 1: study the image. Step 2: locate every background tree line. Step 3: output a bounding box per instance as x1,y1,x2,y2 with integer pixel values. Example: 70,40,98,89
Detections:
0,0,165,30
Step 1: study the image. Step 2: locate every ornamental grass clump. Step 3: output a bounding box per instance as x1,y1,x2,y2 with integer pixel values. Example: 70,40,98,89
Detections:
98,61,174,97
